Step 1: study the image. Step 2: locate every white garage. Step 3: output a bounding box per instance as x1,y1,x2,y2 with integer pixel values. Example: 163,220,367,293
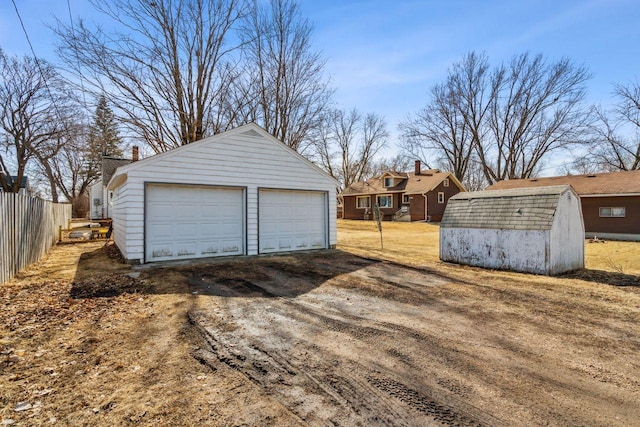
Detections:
259,189,327,253
145,184,244,262
107,124,338,264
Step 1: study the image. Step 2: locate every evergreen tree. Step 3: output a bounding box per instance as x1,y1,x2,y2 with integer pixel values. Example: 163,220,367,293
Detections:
92,95,123,157
85,95,123,178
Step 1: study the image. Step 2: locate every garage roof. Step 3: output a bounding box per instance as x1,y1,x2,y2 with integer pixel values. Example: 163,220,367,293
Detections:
107,123,339,190
441,185,575,230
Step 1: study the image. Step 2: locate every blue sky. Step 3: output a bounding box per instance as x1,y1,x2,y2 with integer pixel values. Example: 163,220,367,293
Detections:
2,0,640,167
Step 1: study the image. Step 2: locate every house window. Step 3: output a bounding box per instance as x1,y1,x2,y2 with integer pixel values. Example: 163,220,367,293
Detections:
443,178,449,187
599,207,625,217
438,192,445,203
356,196,371,209
403,194,410,204
377,195,393,208
384,177,393,187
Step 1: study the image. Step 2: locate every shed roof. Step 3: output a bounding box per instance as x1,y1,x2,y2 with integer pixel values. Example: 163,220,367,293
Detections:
486,169,640,196
441,185,574,230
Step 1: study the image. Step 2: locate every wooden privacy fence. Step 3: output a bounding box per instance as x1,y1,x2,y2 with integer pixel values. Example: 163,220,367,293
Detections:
0,193,72,284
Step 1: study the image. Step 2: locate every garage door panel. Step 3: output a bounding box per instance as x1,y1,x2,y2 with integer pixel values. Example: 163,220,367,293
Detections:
200,243,219,255
146,185,244,262
149,244,173,259
259,189,326,254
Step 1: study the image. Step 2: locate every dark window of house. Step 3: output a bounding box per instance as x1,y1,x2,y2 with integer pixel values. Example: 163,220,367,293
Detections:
599,207,625,217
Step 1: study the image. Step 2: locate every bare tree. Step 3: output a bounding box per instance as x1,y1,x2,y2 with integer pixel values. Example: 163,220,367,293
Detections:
401,52,494,185
587,81,640,171
56,0,247,152
46,122,102,213
368,154,413,177
312,108,388,188
401,51,591,186
483,53,591,183
241,0,333,153
0,50,69,196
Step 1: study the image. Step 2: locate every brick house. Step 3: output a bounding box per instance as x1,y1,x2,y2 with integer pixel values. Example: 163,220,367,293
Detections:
487,170,640,241
340,161,465,222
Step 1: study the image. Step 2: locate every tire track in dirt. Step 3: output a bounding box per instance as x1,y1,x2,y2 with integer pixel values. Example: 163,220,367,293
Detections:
188,265,508,426
189,310,412,426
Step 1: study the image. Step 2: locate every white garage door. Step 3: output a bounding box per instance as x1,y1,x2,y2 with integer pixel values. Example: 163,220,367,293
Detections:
146,184,244,262
259,189,327,253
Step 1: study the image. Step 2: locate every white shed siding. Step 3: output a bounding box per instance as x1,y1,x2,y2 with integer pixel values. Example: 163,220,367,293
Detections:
440,228,550,274
108,125,337,263
549,191,585,274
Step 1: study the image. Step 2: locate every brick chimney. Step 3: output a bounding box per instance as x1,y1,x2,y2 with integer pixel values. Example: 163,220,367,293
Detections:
132,146,139,162
414,160,421,175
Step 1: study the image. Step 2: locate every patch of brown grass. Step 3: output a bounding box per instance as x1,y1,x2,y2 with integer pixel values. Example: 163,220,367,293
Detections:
584,240,640,275
337,219,640,278
337,219,441,266
0,243,293,426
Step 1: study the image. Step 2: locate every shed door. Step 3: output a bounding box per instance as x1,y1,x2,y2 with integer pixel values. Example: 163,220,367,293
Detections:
145,184,244,262
259,189,327,253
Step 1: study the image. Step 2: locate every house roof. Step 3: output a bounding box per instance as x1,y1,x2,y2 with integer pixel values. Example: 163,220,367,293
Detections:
486,170,640,196
0,174,28,189
342,169,465,196
108,123,339,190
441,185,575,231
102,157,132,185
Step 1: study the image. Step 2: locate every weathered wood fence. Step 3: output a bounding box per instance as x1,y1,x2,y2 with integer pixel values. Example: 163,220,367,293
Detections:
0,193,72,284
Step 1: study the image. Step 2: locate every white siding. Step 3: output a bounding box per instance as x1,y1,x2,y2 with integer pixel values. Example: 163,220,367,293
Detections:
89,182,103,220
549,190,585,275
440,228,551,275
109,125,337,263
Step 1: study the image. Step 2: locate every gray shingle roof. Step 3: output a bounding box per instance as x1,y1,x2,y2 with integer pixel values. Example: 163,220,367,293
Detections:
441,185,573,230
102,157,132,185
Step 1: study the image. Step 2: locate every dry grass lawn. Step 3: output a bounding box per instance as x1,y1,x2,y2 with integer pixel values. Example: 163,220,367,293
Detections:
338,219,640,276
1,220,638,425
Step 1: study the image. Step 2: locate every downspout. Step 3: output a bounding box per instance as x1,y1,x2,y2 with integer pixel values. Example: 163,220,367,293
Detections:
423,193,428,221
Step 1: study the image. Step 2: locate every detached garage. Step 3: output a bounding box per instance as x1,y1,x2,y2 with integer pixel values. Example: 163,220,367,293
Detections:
440,185,584,275
107,124,338,264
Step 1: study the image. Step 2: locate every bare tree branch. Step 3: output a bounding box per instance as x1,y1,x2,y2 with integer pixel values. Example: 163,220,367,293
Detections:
0,50,70,197
55,0,247,152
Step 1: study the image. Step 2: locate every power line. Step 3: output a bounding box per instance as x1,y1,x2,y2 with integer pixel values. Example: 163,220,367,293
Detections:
67,0,89,109
10,0,69,128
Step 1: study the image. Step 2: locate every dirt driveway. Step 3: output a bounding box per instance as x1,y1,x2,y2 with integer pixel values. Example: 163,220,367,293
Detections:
162,251,639,426
2,243,639,426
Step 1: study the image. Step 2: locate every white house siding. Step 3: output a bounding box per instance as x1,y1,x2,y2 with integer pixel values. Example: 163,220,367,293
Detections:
440,185,584,275
89,182,103,219
108,125,338,264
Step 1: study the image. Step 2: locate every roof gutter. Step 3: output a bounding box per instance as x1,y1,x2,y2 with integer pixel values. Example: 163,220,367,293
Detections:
107,173,127,191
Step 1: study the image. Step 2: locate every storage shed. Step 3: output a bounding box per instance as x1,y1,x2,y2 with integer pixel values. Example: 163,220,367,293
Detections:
107,123,339,264
440,185,584,275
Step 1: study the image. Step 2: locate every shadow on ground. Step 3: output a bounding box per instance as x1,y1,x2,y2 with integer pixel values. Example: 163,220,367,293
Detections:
71,244,379,299
561,268,640,288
